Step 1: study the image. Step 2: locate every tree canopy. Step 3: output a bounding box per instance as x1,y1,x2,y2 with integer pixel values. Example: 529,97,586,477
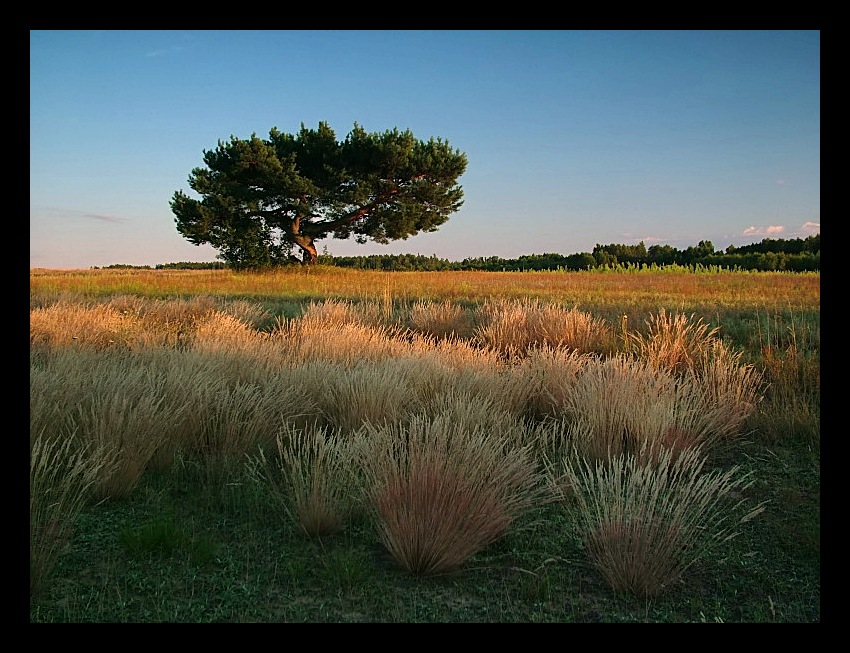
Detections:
171,122,468,268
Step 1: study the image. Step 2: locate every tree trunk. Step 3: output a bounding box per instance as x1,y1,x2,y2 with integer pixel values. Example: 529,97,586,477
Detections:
293,235,318,265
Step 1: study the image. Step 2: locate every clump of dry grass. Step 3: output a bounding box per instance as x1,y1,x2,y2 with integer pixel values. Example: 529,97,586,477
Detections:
473,298,614,358
407,300,475,340
247,424,360,537
30,348,186,500
30,429,118,600
272,315,413,366
189,311,261,351
559,347,764,465
158,361,314,479
559,354,680,462
355,412,545,576
684,340,765,442
749,324,819,443
630,308,719,374
547,445,766,598
310,359,421,433
297,298,395,331
517,345,594,420
30,301,139,350
29,295,252,351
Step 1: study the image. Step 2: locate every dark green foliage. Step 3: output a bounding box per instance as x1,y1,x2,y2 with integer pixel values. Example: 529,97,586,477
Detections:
171,122,468,269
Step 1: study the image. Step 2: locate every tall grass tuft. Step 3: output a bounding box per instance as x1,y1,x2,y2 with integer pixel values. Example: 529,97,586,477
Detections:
473,298,615,358
407,299,475,340
547,445,766,598
273,317,412,366
30,348,186,500
748,312,820,444
629,308,719,374
30,300,139,350
246,424,359,537
30,430,118,600
168,373,311,482
315,359,422,433
559,354,682,462
355,412,545,576
685,340,765,442
560,341,764,465
517,345,594,420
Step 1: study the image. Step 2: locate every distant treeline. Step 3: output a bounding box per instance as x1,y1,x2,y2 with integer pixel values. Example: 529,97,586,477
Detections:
97,235,819,272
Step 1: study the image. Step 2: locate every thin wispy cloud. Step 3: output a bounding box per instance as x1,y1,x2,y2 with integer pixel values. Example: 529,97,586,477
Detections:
801,221,820,233
35,207,128,224
82,212,127,224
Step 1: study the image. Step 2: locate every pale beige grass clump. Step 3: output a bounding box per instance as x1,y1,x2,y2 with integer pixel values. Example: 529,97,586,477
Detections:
107,294,221,326
189,310,268,354
314,358,423,434
407,299,476,340
30,429,119,599
630,308,719,374
30,348,186,500
30,300,139,350
473,298,614,358
415,334,505,371
355,412,546,576
516,344,594,421
272,315,413,366
298,298,395,331
560,354,680,463
247,424,359,537
472,298,531,358
676,341,764,445
416,389,530,447
29,295,255,351
547,445,766,598
523,341,760,460
559,353,752,465
134,348,319,471
157,361,314,477
394,346,533,423
630,310,765,445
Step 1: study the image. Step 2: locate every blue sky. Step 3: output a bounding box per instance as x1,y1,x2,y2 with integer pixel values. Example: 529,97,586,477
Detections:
30,30,820,269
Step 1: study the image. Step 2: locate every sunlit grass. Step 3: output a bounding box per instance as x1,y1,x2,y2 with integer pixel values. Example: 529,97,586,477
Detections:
29,268,818,620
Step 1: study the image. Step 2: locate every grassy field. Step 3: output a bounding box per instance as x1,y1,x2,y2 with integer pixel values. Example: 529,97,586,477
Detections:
29,267,819,622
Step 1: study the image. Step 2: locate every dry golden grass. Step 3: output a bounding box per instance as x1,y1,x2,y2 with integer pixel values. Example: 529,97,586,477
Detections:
157,362,313,478
314,359,423,434
473,298,615,358
548,445,766,598
630,308,719,374
30,301,140,350
247,424,359,537
30,430,118,599
26,265,820,621
272,317,413,366
355,412,546,576
407,299,476,340
517,345,595,420
684,340,765,442
29,267,820,315
29,295,273,352
557,350,760,466
30,348,184,499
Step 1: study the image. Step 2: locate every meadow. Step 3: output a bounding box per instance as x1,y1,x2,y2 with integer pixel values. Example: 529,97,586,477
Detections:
29,266,820,622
